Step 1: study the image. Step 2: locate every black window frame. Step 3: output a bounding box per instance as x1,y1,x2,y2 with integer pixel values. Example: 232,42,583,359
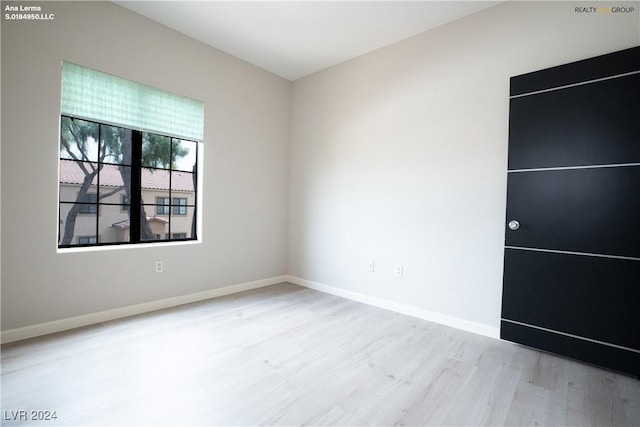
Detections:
58,115,199,248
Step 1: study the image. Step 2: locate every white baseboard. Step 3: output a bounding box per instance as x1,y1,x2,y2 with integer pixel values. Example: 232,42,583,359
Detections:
2,275,499,344
1,275,287,344
286,275,500,339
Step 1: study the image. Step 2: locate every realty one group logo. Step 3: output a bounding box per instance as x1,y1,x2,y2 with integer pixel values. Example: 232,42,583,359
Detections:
575,5,636,13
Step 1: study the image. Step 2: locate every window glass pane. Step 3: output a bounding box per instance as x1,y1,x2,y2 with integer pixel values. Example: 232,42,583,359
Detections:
170,206,196,239
98,165,128,203
171,171,195,193
99,205,131,244
172,139,197,172
140,206,169,241
60,117,99,162
101,124,133,166
59,203,97,246
59,183,78,203
59,160,99,202
141,168,170,206
142,132,171,169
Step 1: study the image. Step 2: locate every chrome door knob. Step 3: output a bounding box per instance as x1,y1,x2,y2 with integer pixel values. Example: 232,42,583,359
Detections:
508,220,520,231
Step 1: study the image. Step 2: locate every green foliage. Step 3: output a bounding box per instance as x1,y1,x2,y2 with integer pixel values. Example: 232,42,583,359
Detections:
100,124,128,164
142,133,189,169
60,117,190,168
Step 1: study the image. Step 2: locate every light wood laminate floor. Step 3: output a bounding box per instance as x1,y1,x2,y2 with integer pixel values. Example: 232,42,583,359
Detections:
2,283,639,426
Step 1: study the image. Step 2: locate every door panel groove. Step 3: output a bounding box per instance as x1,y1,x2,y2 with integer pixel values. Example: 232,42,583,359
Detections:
508,162,640,173
501,319,640,354
510,69,640,99
504,246,640,262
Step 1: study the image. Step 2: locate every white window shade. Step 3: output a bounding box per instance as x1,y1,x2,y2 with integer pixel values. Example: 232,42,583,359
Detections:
61,61,204,141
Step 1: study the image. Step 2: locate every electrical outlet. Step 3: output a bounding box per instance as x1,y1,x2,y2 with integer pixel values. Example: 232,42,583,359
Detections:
155,260,164,273
394,264,403,278
368,261,375,273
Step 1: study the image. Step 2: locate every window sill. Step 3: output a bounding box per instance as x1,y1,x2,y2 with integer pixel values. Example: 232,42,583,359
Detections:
56,238,201,254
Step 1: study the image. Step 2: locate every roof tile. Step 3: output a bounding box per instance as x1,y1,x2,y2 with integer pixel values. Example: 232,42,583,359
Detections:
59,159,194,192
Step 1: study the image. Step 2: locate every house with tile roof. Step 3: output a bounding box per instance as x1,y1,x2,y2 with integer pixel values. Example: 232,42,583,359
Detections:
58,159,195,244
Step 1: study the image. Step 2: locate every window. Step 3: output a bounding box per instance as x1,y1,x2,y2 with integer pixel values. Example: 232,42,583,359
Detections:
157,197,170,215
59,118,199,247
121,195,129,212
173,198,187,215
157,197,186,216
58,62,203,248
78,193,98,215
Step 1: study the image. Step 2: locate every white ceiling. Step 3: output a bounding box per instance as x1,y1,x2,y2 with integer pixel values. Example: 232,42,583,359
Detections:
116,1,501,81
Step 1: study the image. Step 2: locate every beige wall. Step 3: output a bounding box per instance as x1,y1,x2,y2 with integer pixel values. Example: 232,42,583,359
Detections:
287,1,640,333
1,1,291,330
